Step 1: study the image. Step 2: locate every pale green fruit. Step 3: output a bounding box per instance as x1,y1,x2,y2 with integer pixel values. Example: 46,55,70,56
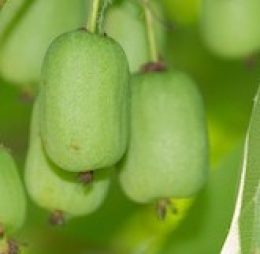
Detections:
40,30,129,172
119,70,208,203
201,0,260,58
0,148,27,235
0,0,24,41
25,99,111,218
105,0,165,72
0,0,86,86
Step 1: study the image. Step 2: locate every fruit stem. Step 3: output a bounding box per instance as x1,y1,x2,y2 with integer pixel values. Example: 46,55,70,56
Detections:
88,0,101,33
142,0,159,63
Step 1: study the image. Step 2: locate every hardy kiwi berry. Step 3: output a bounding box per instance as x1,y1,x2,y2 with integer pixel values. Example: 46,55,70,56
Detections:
0,148,27,236
40,29,129,172
105,0,165,72
0,0,86,86
25,99,111,222
119,67,208,204
201,0,260,58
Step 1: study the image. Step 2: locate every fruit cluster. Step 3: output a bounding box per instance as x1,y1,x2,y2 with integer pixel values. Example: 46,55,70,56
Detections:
0,0,210,252
23,27,208,221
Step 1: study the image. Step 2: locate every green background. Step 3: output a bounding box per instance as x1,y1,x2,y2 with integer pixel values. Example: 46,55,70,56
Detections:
0,0,258,253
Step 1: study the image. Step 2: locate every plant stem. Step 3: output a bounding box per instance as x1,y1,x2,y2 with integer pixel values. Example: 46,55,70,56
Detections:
88,0,101,33
143,0,159,62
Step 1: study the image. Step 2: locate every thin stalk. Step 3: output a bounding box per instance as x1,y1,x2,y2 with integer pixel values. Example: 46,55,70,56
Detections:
88,0,101,33
143,0,159,62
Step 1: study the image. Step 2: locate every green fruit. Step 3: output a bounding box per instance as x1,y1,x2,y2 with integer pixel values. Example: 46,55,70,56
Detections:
105,0,165,72
40,30,129,172
0,0,86,86
0,0,24,41
119,70,208,203
201,0,260,58
25,99,111,218
0,148,27,235
0,0,22,39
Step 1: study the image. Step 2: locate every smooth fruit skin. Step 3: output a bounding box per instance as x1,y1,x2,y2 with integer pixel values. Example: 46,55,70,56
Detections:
25,99,111,217
40,30,129,172
119,70,208,203
0,0,24,41
0,148,27,235
201,0,260,58
105,0,165,72
0,0,86,86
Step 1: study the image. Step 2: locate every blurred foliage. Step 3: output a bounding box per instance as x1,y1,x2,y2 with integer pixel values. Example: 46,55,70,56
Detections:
161,145,243,254
112,198,193,254
0,80,31,165
0,0,259,253
0,0,6,9
162,0,201,25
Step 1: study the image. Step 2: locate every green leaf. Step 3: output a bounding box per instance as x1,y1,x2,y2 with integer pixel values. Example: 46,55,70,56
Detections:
221,86,260,254
239,86,260,254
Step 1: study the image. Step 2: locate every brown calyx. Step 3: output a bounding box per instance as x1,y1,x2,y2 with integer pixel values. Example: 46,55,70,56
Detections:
141,61,167,73
244,54,257,70
0,226,20,254
0,224,5,238
7,240,19,254
49,210,65,226
19,89,35,104
78,171,94,185
78,27,88,32
156,198,171,220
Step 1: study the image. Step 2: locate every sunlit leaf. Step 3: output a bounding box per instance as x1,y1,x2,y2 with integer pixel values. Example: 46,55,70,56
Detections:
239,87,260,253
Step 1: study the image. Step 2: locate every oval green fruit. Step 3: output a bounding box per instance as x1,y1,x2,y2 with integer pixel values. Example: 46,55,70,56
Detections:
0,0,24,42
40,30,129,172
119,70,208,203
0,148,27,235
0,0,86,87
201,0,260,58
105,0,165,72
25,99,111,218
